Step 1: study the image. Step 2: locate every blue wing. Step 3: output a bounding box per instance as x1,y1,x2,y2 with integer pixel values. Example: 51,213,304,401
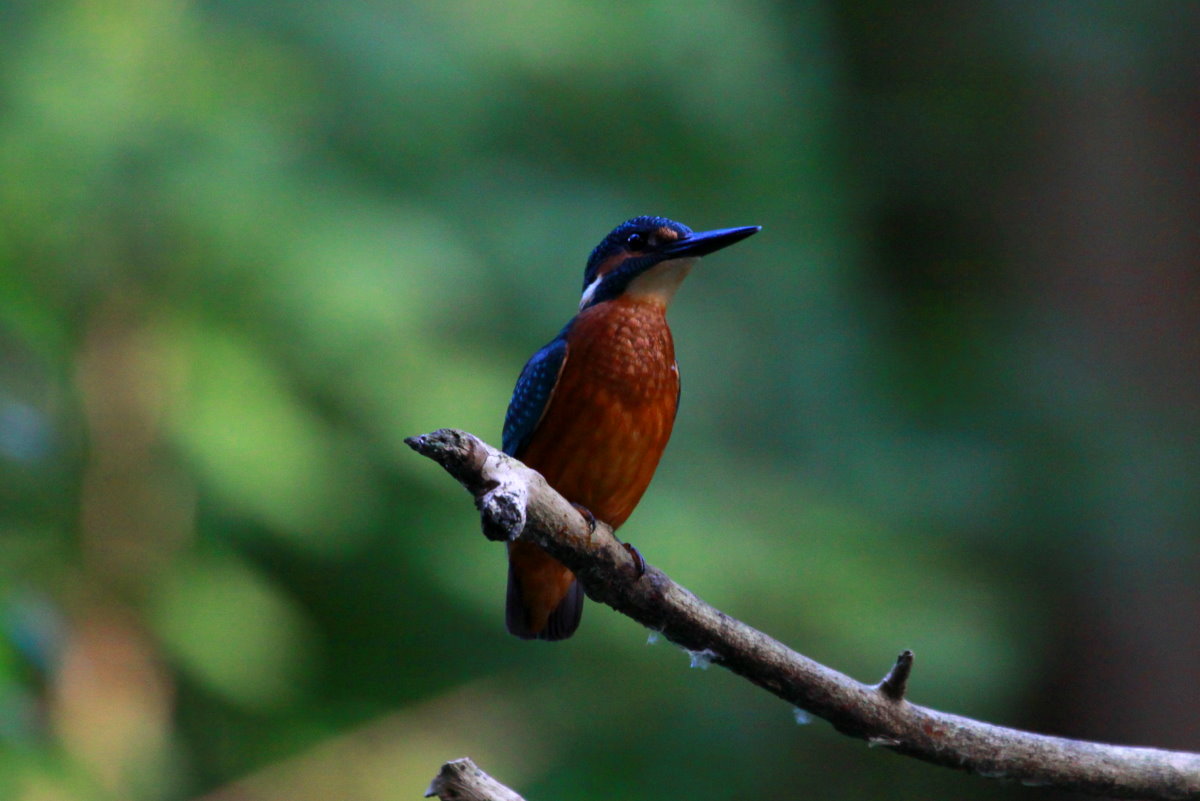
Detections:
503,332,569,457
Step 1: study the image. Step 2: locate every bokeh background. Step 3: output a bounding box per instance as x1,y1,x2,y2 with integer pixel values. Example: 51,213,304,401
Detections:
2,1,1198,799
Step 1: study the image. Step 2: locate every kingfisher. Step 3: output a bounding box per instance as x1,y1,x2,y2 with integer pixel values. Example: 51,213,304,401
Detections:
502,215,760,640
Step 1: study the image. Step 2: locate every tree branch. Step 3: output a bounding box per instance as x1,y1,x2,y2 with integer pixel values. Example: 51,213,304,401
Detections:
425,757,526,801
406,428,1200,801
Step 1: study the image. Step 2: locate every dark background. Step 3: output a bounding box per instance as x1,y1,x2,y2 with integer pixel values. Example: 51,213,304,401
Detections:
1,2,1197,799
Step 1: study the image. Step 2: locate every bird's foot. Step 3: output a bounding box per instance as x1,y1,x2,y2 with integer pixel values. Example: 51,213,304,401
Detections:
569,503,644,577
571,503,597,535
620,542,646,578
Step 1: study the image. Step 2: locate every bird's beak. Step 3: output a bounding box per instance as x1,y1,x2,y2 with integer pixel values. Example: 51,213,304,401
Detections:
660,225,761,259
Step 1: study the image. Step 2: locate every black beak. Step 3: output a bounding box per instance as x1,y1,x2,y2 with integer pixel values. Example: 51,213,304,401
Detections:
661,225,761,259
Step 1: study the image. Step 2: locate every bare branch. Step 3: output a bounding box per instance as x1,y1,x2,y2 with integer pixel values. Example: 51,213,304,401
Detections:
425,758,526,801
406,428,1200,801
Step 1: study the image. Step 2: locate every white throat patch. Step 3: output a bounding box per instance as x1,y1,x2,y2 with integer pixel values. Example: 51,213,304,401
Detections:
578,256,698,310
624,257,697,306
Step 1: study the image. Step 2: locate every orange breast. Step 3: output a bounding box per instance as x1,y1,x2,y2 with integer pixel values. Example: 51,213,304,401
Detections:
519,297,680,529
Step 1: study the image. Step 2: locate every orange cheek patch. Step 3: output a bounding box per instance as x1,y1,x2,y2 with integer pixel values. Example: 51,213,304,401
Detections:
595,252,630,278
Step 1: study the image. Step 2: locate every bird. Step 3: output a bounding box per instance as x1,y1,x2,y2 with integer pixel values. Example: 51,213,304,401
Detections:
501,215,760,640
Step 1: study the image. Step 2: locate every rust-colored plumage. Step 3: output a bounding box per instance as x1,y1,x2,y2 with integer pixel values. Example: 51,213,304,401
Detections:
521,297,679,527
508,296,679,634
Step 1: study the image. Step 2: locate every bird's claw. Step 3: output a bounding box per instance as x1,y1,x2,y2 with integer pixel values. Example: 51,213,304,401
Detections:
571,503,597,534
569,502,643,577
622,542,646,578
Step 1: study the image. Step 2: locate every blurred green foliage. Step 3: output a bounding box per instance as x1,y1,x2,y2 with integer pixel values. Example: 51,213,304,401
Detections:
1,1,1197,800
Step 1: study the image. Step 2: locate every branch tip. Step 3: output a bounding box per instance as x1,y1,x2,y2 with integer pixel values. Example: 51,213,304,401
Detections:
407,428,491,493
405,429,455,456
425,757,526,801
877,649,914,701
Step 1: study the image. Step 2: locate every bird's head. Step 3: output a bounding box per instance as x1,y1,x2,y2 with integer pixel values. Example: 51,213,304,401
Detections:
579,216,760,311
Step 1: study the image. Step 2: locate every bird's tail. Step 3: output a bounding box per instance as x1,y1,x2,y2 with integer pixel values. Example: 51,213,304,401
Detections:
506,542,584,640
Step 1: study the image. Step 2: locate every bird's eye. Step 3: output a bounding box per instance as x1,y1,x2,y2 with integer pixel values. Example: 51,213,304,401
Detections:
625,232,646,251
